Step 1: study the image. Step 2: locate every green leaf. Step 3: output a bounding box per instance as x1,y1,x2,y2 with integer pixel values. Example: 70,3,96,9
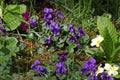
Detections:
0,37,19,64
3,13,23,31
66,42,76,53
62,24,69,32
5,4,26,14
5,37,18,52
97,16,118,43
97,16,118,61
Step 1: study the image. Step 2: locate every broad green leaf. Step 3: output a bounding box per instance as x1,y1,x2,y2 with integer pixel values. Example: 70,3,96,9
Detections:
6,37,18,52
3,13,23,31
5,5,17,11
97,16,118,43
0,37,19,64
97,16,118,60
5,4,26,14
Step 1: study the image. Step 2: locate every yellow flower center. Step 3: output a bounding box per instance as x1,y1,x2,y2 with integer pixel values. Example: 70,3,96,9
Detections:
110,66,114,71
96,69,100,73
96,40,101,44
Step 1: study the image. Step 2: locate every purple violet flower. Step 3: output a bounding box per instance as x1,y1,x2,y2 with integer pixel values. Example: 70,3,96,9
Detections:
43,8,53,27
45,36,52,44
44,8,53,13
81,56,96,74
36,65,46,72
69,33,77,42
0,26,6,34
0,22,6,34
30,18,36,27
55,61,67,74
58,52,68,61
88,76,98,80
50,22,61,35
101,73,114,80
44,20,51,27
76,27,85,37
67,24,74,32
30,59,40,70
44,13,53,20
30,60,46,73
55,8,63,18
34,59,40,65
76,42,81,48
55,61,65,67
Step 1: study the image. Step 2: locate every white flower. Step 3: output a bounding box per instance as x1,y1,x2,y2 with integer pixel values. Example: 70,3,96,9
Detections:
0,6,2,18
95,64,104,76
104,63,119,76
90,35,104,47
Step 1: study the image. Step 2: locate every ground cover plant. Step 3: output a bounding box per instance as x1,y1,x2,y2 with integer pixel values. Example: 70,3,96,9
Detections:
0,0,120,80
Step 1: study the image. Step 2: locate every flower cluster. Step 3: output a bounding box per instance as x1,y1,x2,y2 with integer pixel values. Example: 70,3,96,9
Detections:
43,8,85,49
0,19,6,34
43,8,62,33
55,52,68,74
67,24,85,47
55,61,67,74
51,22,61,35
81,56,119,80
30,60,46,75
43,8,63,44
81,56,96,75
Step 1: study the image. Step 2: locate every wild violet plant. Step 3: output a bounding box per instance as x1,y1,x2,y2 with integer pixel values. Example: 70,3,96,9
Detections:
39,7,87,54
30,51,68,80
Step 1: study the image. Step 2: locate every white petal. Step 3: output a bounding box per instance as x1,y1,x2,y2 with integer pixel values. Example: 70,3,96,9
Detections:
104,63,111,70
114,65,119,70
107,71,113,76
90,42,95,46
113,71,118,76
96,44,100,47
0,6,2,18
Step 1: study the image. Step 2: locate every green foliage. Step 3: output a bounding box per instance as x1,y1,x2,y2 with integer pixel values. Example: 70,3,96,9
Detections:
0,36,19,64
0,59,12,80
66,42,76,53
